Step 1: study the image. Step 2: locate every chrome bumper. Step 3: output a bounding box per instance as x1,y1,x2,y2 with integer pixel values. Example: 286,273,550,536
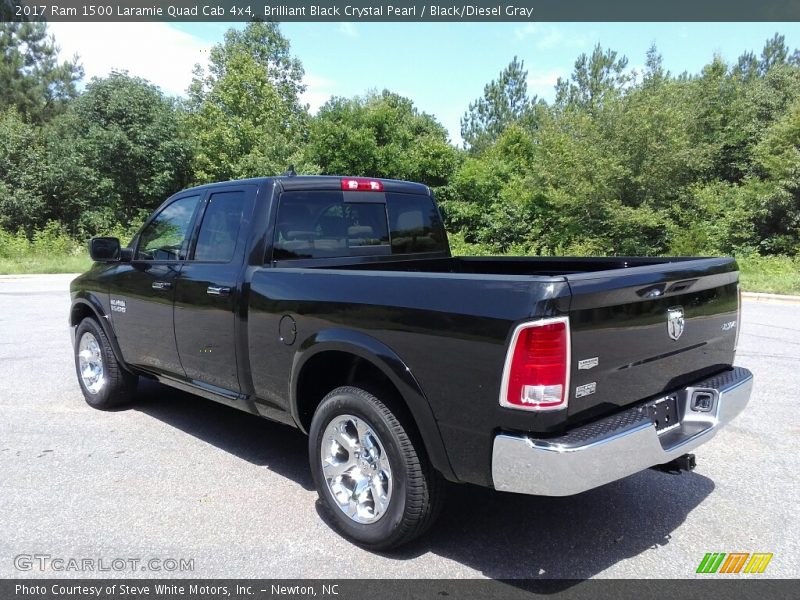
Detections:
492,367,753,496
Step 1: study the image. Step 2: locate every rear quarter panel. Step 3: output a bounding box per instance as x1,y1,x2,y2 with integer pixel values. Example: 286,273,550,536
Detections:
245,267,570,485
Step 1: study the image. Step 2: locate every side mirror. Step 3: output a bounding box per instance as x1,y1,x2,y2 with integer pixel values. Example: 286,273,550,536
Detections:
89,237,122,262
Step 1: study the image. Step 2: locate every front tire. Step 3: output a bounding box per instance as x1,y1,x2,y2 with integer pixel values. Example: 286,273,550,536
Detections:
309,385,444,550
74,318,138,409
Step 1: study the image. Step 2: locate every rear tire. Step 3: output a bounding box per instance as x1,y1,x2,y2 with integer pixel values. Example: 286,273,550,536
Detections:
74,318,138,409
309,385,444,550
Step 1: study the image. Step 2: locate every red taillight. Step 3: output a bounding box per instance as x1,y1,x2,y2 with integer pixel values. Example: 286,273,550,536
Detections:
341,177,384,192
500,317,570,411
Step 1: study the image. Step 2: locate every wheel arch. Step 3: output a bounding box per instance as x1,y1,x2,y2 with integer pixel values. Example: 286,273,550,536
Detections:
70,295,130,373
290,329,457,481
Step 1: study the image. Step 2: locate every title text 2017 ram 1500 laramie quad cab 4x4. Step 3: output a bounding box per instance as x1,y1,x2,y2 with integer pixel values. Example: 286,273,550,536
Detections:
70,175,753,549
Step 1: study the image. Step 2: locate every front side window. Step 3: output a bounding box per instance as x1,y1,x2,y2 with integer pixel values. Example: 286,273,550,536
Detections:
135,195,201,261
193,191,246,262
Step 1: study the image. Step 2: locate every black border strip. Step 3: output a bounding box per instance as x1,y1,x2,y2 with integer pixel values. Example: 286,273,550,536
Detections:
2,579,797,600
3,0,800,23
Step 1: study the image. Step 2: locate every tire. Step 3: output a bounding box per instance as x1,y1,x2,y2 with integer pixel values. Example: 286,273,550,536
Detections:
74,318,138,409
309,385,445,550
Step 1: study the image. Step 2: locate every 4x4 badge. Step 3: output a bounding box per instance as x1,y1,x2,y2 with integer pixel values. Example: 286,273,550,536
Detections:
667,306,684,340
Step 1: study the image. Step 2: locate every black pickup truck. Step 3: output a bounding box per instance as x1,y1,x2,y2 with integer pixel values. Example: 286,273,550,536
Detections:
70,175,753,549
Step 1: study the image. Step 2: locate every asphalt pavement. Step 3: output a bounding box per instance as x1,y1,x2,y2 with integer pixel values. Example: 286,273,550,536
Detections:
0,274,797,579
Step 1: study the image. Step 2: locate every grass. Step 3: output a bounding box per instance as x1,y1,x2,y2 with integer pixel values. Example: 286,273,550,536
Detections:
0,223,93,275
736,254,800,296
0,253,92,275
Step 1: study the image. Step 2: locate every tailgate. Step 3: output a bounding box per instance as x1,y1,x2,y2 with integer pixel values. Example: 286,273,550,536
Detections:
565,258,740,422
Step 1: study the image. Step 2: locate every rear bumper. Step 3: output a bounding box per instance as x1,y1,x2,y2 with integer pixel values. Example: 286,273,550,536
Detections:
491,366,753,496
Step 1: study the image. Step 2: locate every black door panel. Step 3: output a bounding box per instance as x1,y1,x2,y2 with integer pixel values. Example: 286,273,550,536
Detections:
110,262,184,375
174,186,256,393
174,264,240,390
108,194,203,376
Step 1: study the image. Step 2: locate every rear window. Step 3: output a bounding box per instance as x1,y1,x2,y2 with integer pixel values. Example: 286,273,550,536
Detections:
273,190,446,260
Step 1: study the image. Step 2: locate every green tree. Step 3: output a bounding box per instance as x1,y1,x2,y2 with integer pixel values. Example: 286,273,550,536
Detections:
305,90,460,188
192,21,305,114
460,57,537,153
49,72,191,233
0,108,46,231
669,181,759,256
611,77,705,211
555,44,630,112
444,124,536,247
0,21,83,122
686,40,800,185
750,99,800,253
187,22,309,182
760,33,789,74
734,50,760,81
445,34,800,258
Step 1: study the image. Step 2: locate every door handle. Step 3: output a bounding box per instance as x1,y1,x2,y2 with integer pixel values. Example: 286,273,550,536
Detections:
207,286,231,296
152,281,172,290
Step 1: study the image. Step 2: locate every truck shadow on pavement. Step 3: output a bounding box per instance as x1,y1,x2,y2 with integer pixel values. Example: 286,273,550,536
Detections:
315,458,716,584
388,471,715,582
134,379,715,582
132,379,315,491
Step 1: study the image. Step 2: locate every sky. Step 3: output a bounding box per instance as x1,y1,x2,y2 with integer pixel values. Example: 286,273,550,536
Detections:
47,21,800,146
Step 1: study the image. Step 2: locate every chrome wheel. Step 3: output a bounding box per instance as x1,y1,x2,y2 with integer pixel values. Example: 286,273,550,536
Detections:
321,414,393,524
78,332,105,394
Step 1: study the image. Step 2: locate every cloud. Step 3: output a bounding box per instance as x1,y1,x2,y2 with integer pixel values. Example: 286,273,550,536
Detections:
515,23,538,40
623,64,647,88
302,73,338,113
527,69,566,101
441,113,464,148
337,23,358,38
515,23,589,50
48,22,211,97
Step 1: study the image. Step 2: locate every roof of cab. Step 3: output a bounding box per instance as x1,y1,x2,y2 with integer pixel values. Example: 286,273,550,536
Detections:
179,175,431,196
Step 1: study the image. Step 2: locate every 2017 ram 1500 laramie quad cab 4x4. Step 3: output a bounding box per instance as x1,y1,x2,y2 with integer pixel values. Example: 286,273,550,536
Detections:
70,176,753,549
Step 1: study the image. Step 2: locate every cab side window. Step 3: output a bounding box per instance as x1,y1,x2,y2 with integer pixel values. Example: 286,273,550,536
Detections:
193,191,246,262
387,193,447,254
135,195,201,261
